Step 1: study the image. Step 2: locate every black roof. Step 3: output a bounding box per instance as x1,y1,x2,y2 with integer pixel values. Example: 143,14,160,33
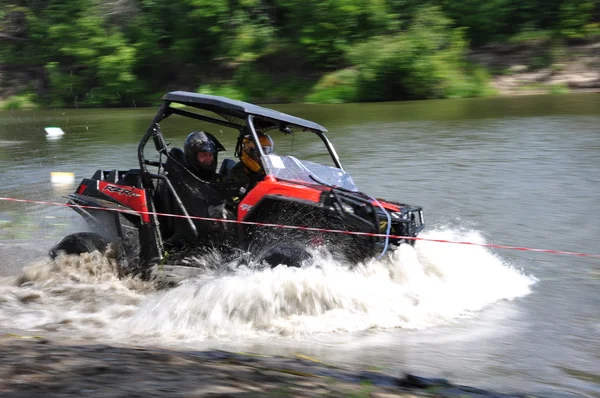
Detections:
162,91,327,133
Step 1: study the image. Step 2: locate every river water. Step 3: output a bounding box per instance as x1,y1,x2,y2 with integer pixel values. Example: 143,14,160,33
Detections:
0,93,598,396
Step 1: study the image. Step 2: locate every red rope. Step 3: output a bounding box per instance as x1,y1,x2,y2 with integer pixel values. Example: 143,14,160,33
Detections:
1,196,599,259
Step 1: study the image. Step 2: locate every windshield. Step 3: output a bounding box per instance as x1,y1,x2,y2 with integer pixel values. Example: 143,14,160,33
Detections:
262,155,358,191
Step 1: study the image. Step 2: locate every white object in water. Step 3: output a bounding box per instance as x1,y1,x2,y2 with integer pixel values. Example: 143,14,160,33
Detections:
44,127,65,136
50,172,75,184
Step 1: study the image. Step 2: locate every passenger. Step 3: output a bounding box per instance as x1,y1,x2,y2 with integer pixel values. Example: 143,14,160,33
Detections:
226,133,274,185
183,130,226,182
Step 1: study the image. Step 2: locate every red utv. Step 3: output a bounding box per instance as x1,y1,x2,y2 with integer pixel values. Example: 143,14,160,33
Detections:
50,92,424,283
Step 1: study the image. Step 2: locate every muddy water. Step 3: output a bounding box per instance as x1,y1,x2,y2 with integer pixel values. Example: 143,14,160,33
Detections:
1,232,532,338
0,93,599,396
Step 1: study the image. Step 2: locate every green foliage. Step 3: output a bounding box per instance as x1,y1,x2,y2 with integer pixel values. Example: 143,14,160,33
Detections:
19,1,144,106
444,64,498,98
197,63,315,103
549,83,570,94
232,64,272,100
1,0,596,106
507,29,553,44
226,9,277,62
442,0,599,45
0,6,44,64
441,0,515,45
0,93,39,110
347,6,493,101
559,0,596,39
267,78,315,103
305,69,359,103
44,62,71,107
519,82,570,94
197,84,247,101
272,0,391,65
584,23,600,40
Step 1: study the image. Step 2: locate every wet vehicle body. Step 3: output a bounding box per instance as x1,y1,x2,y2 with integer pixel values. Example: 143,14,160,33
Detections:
51,92,424,282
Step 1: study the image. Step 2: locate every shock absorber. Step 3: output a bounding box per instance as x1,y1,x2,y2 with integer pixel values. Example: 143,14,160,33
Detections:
152,125,168,155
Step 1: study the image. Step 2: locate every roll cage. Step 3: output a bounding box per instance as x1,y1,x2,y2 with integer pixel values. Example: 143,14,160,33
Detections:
138,91,344,175
57,91,424,274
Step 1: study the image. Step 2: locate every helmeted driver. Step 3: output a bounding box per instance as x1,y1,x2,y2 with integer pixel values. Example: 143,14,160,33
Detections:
226,133,274,184
183,130,226,182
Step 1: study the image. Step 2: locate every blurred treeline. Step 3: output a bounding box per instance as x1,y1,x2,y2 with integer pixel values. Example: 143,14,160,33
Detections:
1,0,599,107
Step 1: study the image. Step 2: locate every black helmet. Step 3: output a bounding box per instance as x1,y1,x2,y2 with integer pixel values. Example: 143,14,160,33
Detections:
184,131,226,176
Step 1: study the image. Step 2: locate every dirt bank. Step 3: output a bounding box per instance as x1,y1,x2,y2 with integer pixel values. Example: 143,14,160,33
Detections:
0,335,537,398
470,41,600,95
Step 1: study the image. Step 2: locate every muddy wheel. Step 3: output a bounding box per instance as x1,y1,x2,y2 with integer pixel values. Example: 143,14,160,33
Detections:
49,232,113,258
255,242,313,268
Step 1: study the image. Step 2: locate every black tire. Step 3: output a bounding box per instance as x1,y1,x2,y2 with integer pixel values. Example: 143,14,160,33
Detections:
255,242,313,268
49,232,112,258
50,232,136,278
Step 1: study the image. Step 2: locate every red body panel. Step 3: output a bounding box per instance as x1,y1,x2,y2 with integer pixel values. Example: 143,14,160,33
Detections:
97,181,151,222
373,199,401,212
237,176,324,220
237,176,403,220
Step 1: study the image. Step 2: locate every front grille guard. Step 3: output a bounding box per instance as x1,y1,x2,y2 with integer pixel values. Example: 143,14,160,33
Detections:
387,206,425,243
328,188,424,244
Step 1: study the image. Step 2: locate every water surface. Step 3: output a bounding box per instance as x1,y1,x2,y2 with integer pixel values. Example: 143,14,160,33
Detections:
0,93,598,396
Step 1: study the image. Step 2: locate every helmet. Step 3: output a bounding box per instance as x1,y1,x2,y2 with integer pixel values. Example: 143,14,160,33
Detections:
240,134,274,173
184,131,225,175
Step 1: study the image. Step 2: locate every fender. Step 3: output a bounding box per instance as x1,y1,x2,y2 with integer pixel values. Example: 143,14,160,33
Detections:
237,176,323,220
75,179,150,223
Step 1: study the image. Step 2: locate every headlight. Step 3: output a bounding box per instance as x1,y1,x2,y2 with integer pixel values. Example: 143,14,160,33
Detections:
391,211,408,220
341,203,354,213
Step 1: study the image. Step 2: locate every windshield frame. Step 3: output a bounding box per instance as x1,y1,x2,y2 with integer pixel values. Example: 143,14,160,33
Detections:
262,154,359,192
245,114,344,171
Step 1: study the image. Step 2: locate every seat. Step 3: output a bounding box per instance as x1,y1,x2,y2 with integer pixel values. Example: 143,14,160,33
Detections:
165,148,187,175
219,158,236,178
117,169,142,188
153,148,196,243
157,147,228,245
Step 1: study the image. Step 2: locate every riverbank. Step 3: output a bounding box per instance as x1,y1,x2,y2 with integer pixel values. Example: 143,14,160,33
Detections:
1,40,599,109
0,334,537,398
471,41,600,96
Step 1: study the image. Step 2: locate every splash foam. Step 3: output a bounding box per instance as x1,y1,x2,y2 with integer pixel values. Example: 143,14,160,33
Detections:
0,228,536,344
121,228,536,342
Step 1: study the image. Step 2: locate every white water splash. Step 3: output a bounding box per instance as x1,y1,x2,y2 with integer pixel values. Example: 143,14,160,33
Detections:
121,228,535,343
0,228,536,344
0,250,152,338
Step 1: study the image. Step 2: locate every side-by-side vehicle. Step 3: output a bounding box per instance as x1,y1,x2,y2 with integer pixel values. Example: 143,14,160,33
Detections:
51,92,424,282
